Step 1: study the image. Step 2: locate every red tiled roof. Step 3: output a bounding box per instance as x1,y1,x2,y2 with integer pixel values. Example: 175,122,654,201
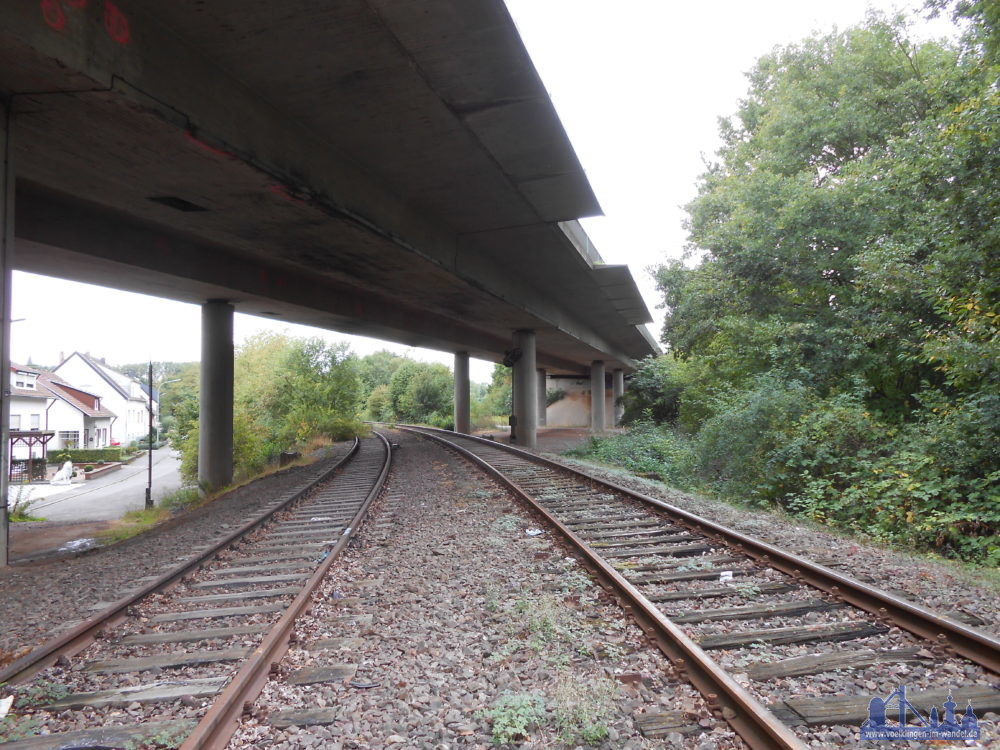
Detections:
36,371,117,419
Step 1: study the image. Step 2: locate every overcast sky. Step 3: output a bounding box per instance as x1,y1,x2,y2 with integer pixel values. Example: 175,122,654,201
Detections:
11,1,955,383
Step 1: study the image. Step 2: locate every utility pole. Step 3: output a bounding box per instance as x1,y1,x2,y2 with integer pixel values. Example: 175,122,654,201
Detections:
145,361,153,509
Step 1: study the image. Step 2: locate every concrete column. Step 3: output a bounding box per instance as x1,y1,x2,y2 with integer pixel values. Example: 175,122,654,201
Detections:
536,369,547,427
590,360,606,432
199,300,234,490
613,368,625,426
0,105,12,566
511,330,537,448
453,351,470,434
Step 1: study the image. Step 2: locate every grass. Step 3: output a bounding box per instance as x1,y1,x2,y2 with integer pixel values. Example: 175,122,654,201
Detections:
551,676,617,745
97,436,345,547
7,486,45,523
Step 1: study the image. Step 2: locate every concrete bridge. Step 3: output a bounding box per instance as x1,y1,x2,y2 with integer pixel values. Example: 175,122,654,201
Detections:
0,0,657,554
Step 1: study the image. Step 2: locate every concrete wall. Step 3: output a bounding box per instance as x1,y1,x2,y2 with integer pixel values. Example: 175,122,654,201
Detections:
545,375,613,428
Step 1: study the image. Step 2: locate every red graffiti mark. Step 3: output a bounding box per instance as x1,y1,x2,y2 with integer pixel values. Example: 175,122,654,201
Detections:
40,0,67,31
268,184,309,204
103,0,130,44
184,130,234,159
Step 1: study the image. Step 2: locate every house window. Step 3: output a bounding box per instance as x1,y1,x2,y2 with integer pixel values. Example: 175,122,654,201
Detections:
9,415,20,430
30,414,40,430
58,431,79,448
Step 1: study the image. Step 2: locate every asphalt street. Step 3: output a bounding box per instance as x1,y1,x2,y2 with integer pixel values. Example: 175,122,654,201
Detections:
27,446,184,523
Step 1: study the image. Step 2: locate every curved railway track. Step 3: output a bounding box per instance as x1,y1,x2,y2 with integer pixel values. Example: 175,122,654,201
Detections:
402,425,1000,750
0,433,391,750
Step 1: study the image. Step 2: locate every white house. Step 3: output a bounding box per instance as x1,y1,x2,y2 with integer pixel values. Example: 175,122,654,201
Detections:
9,364,117,456
54,353,157,445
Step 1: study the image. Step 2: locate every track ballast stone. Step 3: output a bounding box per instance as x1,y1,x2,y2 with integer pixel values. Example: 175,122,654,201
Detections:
231,430,742,750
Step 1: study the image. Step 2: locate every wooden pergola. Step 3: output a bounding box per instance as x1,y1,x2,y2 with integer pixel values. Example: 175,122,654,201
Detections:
8,431,55,482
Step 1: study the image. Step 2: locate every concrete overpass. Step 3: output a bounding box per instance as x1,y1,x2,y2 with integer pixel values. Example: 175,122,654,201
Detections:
0,0,658,533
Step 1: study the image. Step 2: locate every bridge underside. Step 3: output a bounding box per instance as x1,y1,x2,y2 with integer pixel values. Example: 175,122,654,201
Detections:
1,0,657,374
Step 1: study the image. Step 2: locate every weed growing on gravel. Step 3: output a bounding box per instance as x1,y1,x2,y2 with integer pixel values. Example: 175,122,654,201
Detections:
481,692,545,744
492,514,522,534
551,675,617,744
486,637,528,664
675,558,714,572
732,582,762,599
560,570,594,592
0,715,41,742
159,487,202,514
124,724,189,749
2,679,70,708
483,584,503,613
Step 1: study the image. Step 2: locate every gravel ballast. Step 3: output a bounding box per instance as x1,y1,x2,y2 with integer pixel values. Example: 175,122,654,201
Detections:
231,430,742,749
0,443,352,666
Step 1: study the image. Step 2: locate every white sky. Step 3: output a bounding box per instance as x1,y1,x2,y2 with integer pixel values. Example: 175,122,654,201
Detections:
11,1,956,384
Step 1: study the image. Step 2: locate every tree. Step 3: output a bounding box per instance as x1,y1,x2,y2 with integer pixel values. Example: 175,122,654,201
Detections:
387,360,453,425
357,350,407,396
641,9,999,563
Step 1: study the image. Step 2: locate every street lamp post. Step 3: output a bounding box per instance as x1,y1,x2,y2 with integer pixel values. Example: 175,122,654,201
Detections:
145,369,180,509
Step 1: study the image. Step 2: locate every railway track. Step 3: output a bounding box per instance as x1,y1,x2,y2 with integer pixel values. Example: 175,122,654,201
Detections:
403,425,1000,749
0,433,391,750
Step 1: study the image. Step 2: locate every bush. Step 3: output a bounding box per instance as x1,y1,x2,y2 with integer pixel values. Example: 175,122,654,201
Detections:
56,448,124,463
567,421,696,488
83,465,94,472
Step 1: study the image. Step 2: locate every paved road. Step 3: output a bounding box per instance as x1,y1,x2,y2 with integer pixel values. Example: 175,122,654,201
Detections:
28,447,184,523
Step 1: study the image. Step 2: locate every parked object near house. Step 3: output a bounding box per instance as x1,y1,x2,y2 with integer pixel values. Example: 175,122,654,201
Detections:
50,461,73,486
53,352,159,446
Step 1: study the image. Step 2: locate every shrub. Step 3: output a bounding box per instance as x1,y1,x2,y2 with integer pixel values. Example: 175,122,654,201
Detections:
56,448,124,463
567,421,696,488
482,693,545,745
84,465,94,472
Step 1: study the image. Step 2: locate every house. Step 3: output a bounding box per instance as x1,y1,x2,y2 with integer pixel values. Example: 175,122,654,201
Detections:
53,353,158,445
9,364,117,454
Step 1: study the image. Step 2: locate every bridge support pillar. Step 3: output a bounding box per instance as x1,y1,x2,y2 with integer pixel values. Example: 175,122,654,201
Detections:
590,360,606,432
536,369,547,427
454,351,470,434
199,300,234,491
0,105,13,566
613,368,625,426
511,330,537,449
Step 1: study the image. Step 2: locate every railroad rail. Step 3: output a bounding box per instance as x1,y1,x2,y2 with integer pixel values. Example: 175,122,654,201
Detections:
0,432,391,750
402,425,1000,749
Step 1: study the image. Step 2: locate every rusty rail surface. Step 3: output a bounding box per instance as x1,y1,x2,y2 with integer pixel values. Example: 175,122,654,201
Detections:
404,424,1000,747
180,430,392,750
0,438,361,686
402,426,804,750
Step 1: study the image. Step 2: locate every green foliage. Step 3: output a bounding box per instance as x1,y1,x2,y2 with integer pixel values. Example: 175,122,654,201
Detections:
364,383,393,422
356,350,408,394
178,333,365,482
482,693,545,745
594,8,1000,565
551,677,616,745
56,448,123,463
0,715,41,743
471,363,512,428
7,680,70,708
545,387,567,406
7,486,44,522
385,360,454,426
567,421,695,488
123,724,189,750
